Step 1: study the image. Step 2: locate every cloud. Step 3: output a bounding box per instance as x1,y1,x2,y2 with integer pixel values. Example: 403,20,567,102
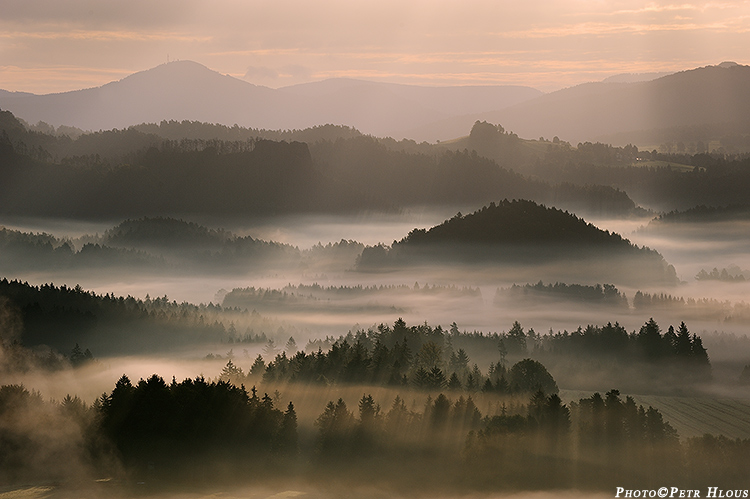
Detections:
243,64,312,84
280,65,312,79
244,66,280,81
0,29,209,43
0,0,192,29
2,0,750,93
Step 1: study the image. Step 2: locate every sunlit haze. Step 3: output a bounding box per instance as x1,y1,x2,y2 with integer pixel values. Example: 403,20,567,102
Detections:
2,0,750,94
4,1,750,496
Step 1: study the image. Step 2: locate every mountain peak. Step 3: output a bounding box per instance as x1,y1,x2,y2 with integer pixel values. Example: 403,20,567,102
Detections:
110,60,250,88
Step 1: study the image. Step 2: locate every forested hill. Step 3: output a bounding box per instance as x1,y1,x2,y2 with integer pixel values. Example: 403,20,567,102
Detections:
389,200,646,251
0,278,279,355
0,218,306,274
310,135,637,216
103,217,233,248
0,135,372,217
0,108,638,218
358,200,678,285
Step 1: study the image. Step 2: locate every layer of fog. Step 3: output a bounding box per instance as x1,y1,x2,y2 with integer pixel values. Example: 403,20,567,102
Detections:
0,352,244,404
217,208,455,248
4,210,750,389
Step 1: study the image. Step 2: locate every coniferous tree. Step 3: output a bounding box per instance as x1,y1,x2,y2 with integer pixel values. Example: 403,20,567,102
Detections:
675,322,692,357
447,372,462,390
638,318,664,359
250,354,265,376
315,398,355,456
278,401,298,455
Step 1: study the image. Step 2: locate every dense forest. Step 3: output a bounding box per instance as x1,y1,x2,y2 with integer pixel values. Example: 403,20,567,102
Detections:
0,109,641,218
451,121,750,211
0,280,716,395
356,200,678,285
648,204,750,224
500,281,630,308
0,278,280,355
5,109,750,219
0,218,365,275
216,317,712,395
221,282,480,314
2,375,748,492
0,204,679,289
532,145,750,211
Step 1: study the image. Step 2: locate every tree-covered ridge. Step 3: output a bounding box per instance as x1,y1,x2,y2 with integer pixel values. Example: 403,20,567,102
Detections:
0,279,716,390
534,148,750,211
695,267,746,282
356,200,678,285
632,290,750,323
650,204,750,224
1,108,641,218
500,281,750,322
132,120,364,145
8,107,750,217
221,282,481,314
216,319,556,395
0,278,279,354
500,281,629,307
0,218,353,274
2,107,364,165
396,200,635,247
450,120,640,173
101,217,301,266
0,225,161,270
456,120,750,212
217,318,711,396
0,338,93,374
258,346,556,396
312,135,637,216
5,376,748,491
536,319,709,369
0,133,354,218
104,216,234,247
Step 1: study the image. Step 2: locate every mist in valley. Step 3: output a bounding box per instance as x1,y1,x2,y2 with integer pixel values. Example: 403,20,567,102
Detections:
5,209,750,400
3,48,750,498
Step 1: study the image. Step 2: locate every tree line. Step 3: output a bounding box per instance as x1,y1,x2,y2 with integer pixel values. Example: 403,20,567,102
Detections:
501,281,629,307
0,278,281,355
1,108,642,219
2,378,748,491
218,317,710,396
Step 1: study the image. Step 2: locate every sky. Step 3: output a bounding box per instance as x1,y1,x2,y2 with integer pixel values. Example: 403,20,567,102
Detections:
1,0,749,95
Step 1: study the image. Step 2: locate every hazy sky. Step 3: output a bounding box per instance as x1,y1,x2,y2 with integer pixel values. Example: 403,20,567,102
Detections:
1,0,749,94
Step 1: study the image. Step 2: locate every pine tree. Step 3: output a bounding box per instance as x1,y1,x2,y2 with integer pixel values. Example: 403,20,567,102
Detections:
447,372,462,390
675,322,692,357
278,401,298,455
220,359,245,384
285,336,298,355
250,354,265,375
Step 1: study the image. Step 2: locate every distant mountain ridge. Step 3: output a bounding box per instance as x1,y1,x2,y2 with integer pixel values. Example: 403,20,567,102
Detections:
3,61,747,146
0,60,541,141
602,72,673,84
470,62,750,145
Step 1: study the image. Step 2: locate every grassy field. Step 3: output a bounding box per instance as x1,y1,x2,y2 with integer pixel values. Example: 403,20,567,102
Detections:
631,159,695,172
